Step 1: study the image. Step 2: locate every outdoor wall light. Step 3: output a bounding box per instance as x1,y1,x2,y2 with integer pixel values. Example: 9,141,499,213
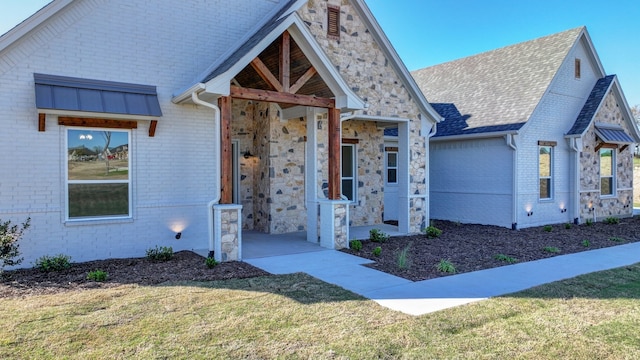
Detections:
243,149,255,159
589,207,595,212
527,211,534,216
560,208,567,213
175,232,182,240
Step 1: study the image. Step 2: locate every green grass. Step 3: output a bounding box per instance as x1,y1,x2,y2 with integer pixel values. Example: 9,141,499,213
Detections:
1,265,640,359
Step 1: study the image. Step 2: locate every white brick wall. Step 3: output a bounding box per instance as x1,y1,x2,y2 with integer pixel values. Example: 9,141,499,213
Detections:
0,0,282,267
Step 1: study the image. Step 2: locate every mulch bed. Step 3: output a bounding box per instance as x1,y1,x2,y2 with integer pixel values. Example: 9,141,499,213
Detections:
342,217,640,281
0,251,269,299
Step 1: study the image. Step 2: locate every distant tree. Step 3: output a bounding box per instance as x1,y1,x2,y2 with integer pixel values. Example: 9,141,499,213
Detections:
101,131,112,175
631,104,640,122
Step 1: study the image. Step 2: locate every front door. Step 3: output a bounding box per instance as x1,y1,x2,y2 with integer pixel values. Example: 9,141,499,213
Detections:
383,145,398,221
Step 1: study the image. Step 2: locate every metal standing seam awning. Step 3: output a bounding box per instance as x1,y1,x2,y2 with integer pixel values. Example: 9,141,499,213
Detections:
594,124,635,144
34,73,162,135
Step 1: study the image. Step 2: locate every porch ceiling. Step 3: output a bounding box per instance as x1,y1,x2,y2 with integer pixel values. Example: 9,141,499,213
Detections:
233,33,334,108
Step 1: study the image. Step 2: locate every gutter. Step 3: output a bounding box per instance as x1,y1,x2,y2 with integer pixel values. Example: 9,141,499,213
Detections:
568,137,582,224
506,134,518,229
191,91,221,258
431,130,519,142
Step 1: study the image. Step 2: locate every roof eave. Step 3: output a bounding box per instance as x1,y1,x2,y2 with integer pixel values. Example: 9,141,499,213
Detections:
431,130,519,142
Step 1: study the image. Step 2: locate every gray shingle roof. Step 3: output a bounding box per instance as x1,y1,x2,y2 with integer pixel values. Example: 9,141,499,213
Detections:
412,27,584,138
34,73,162,117
202,0,298,83
566,75,615,135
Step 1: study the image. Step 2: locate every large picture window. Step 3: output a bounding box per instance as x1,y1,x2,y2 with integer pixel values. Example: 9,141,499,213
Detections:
539,145,553,199
600,148,615,196
341,144,356,202
66,128,131,220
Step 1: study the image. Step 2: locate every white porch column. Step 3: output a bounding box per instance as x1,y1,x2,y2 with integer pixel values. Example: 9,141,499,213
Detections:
397,121,411,234
319,199,350,249
211,204,243,262
306,107,321,243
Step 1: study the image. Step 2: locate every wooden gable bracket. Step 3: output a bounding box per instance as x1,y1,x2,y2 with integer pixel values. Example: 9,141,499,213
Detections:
38,113,46,131
594,142,617,152
620,144,629,152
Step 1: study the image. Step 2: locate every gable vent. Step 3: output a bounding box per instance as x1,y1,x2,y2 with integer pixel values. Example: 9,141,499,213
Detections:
327,5,340,40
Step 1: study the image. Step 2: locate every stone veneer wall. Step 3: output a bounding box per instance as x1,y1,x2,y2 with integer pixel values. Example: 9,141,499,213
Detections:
579,91,634,221
342,120,385,225
232,99,258,230
253,102,273,232
299,0,428,233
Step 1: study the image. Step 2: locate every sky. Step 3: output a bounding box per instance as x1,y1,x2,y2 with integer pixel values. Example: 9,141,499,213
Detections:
2,0,639,106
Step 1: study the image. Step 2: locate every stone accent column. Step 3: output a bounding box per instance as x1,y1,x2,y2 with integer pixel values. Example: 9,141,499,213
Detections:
319,199,350,249
212,204,242,262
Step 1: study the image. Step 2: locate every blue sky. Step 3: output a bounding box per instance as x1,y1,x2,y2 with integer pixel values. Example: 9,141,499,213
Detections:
2,0,639,106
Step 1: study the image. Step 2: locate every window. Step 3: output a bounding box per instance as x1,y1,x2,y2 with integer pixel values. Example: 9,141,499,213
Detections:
539,145,553,199
600,148,615,196
386,151,398,184
341,144,356,202
327,5,340,39
66,128,131,220
575,58,581,79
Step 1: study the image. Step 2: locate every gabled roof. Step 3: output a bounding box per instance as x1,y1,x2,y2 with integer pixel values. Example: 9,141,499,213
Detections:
412,27,587,138
567,74,640,142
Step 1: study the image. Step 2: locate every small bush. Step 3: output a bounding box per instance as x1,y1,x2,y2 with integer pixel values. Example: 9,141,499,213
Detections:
397,244,412,269
581,239,591,247
205,257,219,269
543,225,553,232
369,229,389,243
424,226,443,239
372,246,382,257
87,270,108,282
609,236,625,242
585,218,594,226
604,217,620,225
494,254,518,263
436,259,456,274
564,223,572,229
0,217,30,274
543,246,560,254
35,254,72,272
349,240,363,251
146,246,174,262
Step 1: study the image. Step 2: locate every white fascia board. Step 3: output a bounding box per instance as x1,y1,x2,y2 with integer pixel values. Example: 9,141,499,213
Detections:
172,83,206,104
39,109,160,121
430,130,519,142
341,114,409,124
0,0,74,54
286,16,365,110
351,0,443,125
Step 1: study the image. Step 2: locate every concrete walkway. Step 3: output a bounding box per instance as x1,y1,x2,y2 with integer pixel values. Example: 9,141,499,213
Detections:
245,242,640,316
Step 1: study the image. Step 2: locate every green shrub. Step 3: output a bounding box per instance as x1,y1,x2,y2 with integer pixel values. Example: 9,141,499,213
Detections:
564,223,572,229
543,246,560,254
0,217,30,274
494,254,518,263
424,226,443,238
369,229,389,243
146,246,173,262
543,225,553,232
349,240,363,251
205,257,219,268
372,246,382,257
87,270,108,282
604,217,620,225
397,244,411,269
35,254,72,272
609,237,625,242
436,259,456,274
581,239,591,247
585,218,594,226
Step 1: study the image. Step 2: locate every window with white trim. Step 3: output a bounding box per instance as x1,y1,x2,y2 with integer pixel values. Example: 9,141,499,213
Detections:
66,128,131,220
539,145,553,199
341,144,356,202
386,151,398,184
600,148,615,196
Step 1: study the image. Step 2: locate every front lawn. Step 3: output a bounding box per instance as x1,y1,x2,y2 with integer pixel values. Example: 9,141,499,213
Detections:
1,264,639,359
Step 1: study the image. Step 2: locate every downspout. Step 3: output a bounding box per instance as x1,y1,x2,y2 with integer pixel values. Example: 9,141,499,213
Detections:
569,137,582,224
191,91,221,258
506,134,518,229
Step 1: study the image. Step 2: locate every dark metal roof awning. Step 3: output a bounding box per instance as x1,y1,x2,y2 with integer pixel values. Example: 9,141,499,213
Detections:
34,73,162,117
595,125,635,144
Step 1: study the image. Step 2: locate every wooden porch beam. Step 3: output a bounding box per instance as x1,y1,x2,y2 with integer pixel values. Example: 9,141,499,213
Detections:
250,57,283,93
230,85,335,108
58,117,138,129
218,96,233,204
328,107,341,200
290,66,317,94
594,142,617,152
279,31,290,92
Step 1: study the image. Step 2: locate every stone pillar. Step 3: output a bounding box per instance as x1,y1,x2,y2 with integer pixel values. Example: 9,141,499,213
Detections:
319,199,350,249
212,204,242,262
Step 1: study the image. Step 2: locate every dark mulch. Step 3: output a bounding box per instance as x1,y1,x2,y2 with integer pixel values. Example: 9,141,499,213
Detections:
0,251,269,299
342,217,640,281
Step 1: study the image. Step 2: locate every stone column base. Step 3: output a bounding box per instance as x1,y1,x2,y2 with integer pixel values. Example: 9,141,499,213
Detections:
212,204,242,262
319,199,350,249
